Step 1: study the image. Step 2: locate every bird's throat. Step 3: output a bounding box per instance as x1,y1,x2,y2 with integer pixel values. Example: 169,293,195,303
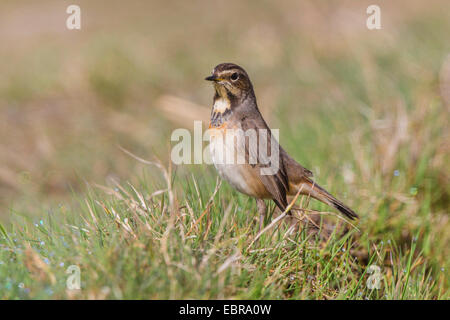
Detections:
210,97,231,127
213,97,230,113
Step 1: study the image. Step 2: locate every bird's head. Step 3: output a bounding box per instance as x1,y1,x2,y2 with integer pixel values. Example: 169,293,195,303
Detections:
205,63,254,102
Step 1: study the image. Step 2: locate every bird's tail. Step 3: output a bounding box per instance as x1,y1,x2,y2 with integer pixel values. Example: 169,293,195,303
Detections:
297,178,359,220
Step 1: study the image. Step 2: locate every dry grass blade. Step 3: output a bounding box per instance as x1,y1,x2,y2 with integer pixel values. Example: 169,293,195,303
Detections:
216,250,242,275
214,202,233,245
246,185,304,250
186,177,222,236
24,245,56,285
118,145,174,212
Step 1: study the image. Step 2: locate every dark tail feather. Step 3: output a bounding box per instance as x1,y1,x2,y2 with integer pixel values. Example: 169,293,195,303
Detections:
329,198,359,220
301,179,359,220
273,198,289,213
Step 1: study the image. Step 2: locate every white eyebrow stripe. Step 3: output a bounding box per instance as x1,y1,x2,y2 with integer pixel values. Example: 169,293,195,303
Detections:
217,69,239,78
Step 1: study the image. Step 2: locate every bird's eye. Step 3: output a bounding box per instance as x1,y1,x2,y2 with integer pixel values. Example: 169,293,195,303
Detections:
230,72,239,81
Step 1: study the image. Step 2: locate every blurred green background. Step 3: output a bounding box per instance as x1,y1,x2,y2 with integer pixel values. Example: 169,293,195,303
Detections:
0,0,448,212
0,0,448,298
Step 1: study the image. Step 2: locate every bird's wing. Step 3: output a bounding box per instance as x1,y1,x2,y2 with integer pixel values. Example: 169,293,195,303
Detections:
240,117,289,210
280,146,313,182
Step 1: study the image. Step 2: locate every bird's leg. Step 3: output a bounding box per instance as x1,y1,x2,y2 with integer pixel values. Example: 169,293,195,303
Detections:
256,199,267,231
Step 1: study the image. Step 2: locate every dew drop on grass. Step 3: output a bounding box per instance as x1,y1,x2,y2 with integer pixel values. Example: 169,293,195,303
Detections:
409,187,418,196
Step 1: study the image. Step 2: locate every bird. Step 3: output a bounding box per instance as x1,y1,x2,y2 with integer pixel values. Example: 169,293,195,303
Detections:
205,63,358,229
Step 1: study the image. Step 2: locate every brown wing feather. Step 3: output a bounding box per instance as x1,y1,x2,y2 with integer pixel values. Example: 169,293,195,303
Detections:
280,146,313,182
241,117,289,210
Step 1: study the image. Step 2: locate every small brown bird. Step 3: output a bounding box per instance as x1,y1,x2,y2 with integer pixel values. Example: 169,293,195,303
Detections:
206,63,358,227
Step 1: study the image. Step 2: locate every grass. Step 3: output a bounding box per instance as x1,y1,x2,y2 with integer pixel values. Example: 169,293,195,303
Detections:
0,160,446,299
0,0,449,299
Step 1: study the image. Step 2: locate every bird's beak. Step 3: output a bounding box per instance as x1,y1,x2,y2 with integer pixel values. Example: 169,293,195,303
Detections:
205,75,218,81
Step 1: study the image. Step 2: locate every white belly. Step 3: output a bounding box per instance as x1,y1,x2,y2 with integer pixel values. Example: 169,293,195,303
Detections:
214,163,251,195
209,129,252,195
